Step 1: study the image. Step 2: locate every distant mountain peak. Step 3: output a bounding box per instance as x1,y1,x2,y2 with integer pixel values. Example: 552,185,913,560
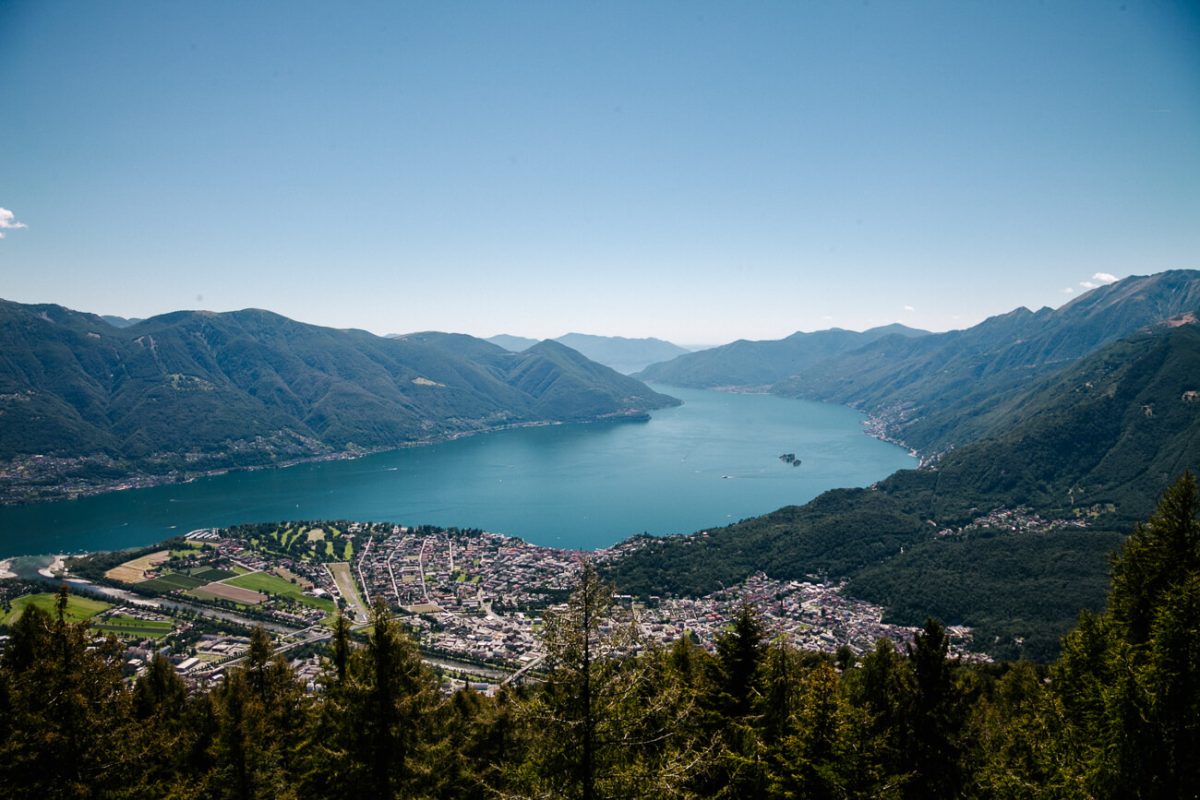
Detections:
487,332,690,374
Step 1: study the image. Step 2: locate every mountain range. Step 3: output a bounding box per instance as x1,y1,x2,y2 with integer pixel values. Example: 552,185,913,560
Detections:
635,324,929,387
485,332,691,374
638,271,1200,457
0,301,678,502
606,271,1200,659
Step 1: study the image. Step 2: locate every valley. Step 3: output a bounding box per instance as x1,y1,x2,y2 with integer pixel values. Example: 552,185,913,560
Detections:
2,272,1199,666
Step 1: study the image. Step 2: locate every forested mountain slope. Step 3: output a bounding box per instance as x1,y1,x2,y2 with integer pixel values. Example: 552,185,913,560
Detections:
635,323,928,388
777,270,1200,453
607,321,1200,659
0,300,677,501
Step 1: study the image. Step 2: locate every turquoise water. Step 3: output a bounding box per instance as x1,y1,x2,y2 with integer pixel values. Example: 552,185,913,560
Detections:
0,386,916,557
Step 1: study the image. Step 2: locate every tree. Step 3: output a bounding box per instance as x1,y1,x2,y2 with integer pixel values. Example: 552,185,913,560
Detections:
714,604,766,720
517,560,704,799
845,638,915,793
1109,471,1200,645
307,598,440,799
209,626,304,800
769,661,873,799
905,618,965,799
0,588,140,799
1048,472,1200,798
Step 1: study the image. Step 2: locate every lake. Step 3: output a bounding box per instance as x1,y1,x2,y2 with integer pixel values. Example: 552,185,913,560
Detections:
0,386,916,557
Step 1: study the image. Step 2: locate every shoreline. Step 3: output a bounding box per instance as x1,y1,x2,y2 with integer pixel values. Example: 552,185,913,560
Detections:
36,554,66,579
0,410,659,510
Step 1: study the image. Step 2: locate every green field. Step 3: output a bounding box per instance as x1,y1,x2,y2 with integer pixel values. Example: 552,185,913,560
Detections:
94,615,174,639
138,572,208,592
225,572,335,612
3,592,111,626
189,567,237,582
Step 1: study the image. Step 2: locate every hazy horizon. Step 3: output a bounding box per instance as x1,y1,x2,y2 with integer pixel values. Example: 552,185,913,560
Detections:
2,1,1197,342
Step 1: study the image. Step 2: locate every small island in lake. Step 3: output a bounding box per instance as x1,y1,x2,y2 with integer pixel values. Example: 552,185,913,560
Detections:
779,453,801,466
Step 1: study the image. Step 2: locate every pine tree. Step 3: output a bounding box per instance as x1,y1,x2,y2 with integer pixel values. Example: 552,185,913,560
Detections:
517,560,704,799
906,618,965,799
845,638,915,793
0,588,139,799
1048,472,1200,798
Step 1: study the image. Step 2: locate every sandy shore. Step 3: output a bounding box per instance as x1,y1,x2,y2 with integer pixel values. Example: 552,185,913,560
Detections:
0,559,15,580
37,554,66,579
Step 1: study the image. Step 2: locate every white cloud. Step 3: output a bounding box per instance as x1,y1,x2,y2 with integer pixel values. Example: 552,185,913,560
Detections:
1093,272,1118,284
1080,281,1097,289
0,207,26,239
903,305,915,312
1063,287,1075,294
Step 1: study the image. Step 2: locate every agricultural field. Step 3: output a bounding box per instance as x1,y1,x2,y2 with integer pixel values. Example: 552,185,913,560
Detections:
104,550,170,583
3,592,111,625
94,614,174,640
272,566,312,589
138,572,208,592
226,571,335,612
189,567,237,582
191,582,268,605
122,563,239,594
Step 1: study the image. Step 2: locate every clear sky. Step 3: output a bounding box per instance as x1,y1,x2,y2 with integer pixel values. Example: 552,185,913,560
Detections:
1,1,1197,344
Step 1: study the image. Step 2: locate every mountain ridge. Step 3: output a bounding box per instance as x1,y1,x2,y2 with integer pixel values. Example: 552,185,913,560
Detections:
779,270,1200,454
0,300,678,503
634,324,930,388
484,332,692,374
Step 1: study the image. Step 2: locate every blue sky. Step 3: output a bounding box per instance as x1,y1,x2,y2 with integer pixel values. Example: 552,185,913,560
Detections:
1,1,1197,344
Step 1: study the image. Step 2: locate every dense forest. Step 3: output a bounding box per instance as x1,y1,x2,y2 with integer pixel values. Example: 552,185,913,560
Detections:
2,473,1198,798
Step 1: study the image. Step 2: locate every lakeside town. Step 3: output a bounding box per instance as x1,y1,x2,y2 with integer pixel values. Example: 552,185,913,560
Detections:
0,519,979,694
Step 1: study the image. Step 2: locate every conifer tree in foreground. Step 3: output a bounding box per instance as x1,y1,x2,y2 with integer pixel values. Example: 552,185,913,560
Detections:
514,560,707,799
1048,471,1200,799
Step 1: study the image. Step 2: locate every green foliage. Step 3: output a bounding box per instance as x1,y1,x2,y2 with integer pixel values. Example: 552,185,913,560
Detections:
0,300,678,498
1,590,110,626
848,530,1124,661
605,488,930,599
513,561,705,799
1040,473,1200,798
0,590,142,798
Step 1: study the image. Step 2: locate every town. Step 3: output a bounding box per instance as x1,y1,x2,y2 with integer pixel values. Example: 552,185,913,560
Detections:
1,519,978,695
